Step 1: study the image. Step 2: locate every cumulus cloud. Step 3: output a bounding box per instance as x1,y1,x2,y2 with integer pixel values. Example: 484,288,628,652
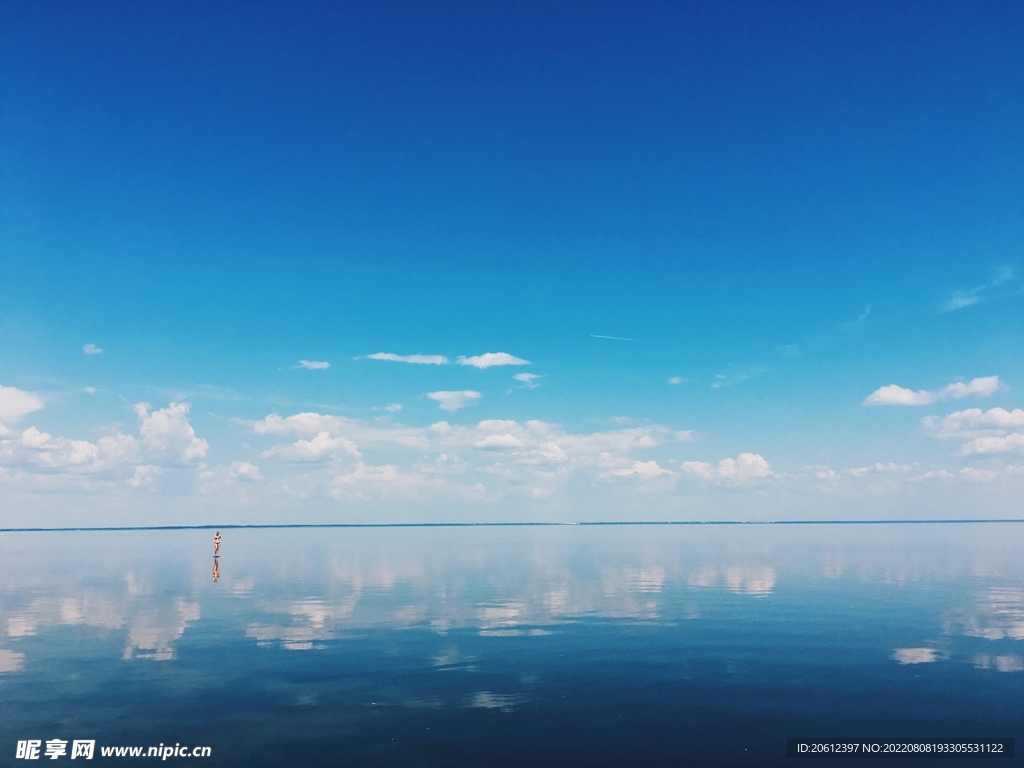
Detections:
848,462,913,478
960,434,1024,456
1,427,138,472
252,412,429,449
298,360,330,370
474,434,525,450
134,403,208,464
328,462,427,500
960,467,999,483
0,400,213,487
248,411,695,501
863,376,1000,406
230,461,261,480
367,352,449,365
457,353,529,368
606,460,676,479
427,391,482,411
920,406,1024,456
922,407,1024,439
0,385,45,433
127,465,162,487
261,431,361,461
82,343,103,355
668,377,684,385
681,453,771,483
385,403,403,412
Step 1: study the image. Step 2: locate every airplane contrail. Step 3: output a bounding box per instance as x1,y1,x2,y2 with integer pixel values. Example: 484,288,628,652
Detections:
590,334,635,342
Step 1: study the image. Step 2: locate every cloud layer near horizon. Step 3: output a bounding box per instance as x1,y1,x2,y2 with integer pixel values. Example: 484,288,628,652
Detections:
864,376,1000,406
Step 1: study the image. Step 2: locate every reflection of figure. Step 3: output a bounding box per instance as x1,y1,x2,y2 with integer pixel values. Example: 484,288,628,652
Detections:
212,557,219,583
213,531,221,555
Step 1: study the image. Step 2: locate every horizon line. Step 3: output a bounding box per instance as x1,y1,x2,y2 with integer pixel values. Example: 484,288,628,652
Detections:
2,519,1024,533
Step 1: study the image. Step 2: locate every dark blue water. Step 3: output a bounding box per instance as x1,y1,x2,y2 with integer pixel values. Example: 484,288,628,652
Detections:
1,524,1022,766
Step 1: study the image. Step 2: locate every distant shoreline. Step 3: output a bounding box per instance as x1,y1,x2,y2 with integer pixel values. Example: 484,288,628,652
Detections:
2,519,1024,532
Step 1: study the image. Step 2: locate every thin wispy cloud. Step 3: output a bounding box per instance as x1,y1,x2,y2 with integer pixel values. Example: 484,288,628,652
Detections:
457,353,529,368
836,304,873,332
941,267,1014,312
366,352,449,365
513,373,541,389
590,335,634,341
83,343,103,355
863,376,1000,406
711,368,766,389
298,360,330,370
427,390,482,411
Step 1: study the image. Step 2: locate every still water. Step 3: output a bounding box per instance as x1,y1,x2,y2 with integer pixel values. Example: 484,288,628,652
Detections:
1,523,1022,766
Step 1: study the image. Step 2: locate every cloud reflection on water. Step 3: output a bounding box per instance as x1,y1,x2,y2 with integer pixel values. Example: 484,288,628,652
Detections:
0,525,1022,673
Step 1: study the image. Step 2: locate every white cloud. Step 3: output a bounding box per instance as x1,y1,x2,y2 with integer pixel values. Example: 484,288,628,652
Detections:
920,407,1024,456
252,412,430,450
943,293,980,311
248,411,694,501
513,373,541,389
427,391,482,411
298,360,330,370
941,267,1015,312
922,408,1024,439
330,462,422,499
681,453,771,483
385,403,403,412
474,434,525,450
960,467,999,483
82,343,103,355
135,402,208,464
960,434,1024,456
458,353,530,368
127,465,162,487
84,387,97,395
1,427,138,472
367,352,449,365
848,462,913,478
0,400,211,486
0,385,45,433
229,461,262,481
261,431,361,462
606,460,676,479
863,376,1001,406
668,377,684,385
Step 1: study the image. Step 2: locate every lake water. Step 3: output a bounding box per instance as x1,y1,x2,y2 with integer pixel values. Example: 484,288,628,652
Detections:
1,523,1022,766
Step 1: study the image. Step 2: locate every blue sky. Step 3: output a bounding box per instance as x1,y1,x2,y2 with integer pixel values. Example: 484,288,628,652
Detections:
1,1,1022,525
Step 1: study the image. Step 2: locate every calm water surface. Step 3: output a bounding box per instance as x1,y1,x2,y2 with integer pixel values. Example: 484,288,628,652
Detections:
1,524,1022,766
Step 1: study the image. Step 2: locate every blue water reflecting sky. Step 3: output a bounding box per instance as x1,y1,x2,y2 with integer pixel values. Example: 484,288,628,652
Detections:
1,524,1022,766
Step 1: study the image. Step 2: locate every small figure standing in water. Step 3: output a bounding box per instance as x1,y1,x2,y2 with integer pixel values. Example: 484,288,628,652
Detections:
213,531,221,556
